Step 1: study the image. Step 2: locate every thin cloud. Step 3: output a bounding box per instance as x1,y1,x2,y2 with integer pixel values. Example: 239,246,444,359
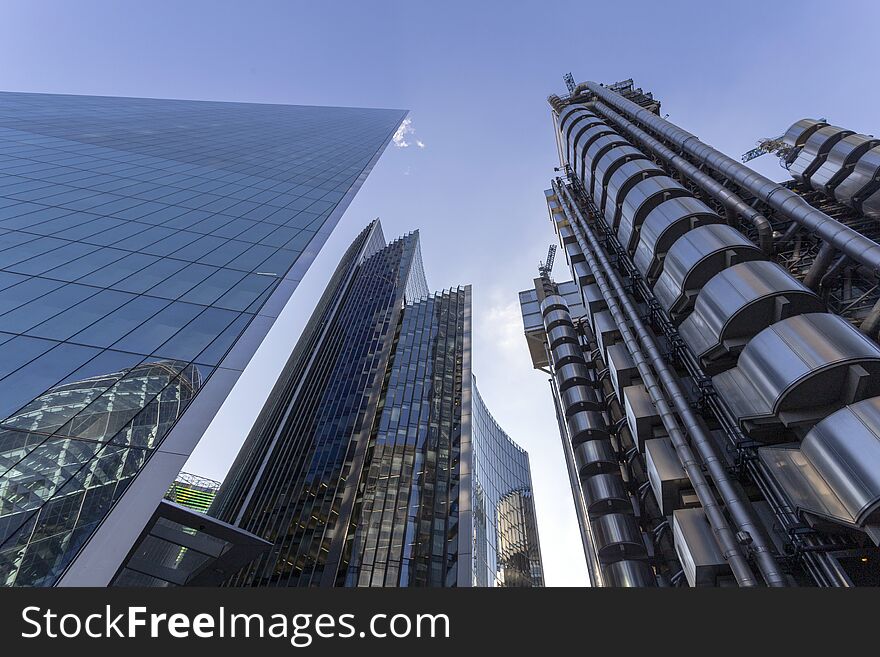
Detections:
392,118,426,149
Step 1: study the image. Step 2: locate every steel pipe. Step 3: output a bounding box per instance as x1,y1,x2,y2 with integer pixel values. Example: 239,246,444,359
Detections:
556,179,788,587
590,101,774,255
581,81,880,275
804,242,836,291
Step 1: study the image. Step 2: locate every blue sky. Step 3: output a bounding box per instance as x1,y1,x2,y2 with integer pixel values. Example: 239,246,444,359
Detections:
3,0,878,586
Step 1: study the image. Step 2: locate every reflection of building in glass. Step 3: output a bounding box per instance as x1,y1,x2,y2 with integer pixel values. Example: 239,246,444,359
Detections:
0,91,405,586
472,386,544,587
0,359,202,586
213,221,543,587
165,472,221,514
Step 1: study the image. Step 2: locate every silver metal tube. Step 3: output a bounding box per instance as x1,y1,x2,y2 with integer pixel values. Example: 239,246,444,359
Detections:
552,180,760,587
556,179,788,587
804,242,836,291
549,373,605,586
590,101,774,255
583,81,880,275
860,297,880,339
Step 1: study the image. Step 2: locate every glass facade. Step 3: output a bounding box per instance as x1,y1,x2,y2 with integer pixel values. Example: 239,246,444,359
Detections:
213,221,544,587
471,385,544,587
0,92,406,586
346,289,469,587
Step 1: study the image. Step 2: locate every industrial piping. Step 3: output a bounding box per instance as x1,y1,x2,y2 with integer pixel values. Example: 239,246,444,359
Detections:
551,179,760,587
555,179,788,587
589,101,774,255
580,81,880,275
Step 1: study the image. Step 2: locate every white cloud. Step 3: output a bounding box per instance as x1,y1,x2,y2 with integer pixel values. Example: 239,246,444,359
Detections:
392,117,426,149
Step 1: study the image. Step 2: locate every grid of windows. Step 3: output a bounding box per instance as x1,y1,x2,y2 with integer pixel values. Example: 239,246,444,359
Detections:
212,222,542,587
345,288,469,587
0,92,406,586
471,384,544,587
213,223,426,586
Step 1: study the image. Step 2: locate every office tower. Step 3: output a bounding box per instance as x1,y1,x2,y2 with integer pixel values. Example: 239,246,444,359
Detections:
165,472,221,514
0,92,406,586
521,77,880,587
213,220,544,587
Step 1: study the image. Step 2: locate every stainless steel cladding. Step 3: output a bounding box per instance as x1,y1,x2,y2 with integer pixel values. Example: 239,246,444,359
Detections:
592,145,649,207
539,291,655,586
835,146,880,217
602,159,664,228
712,313,880,440
788,125,855,184
583,81,880,273
602,559,657,587
651,224,764,324
616,175,689,253
809,133,880,194
760,396,880,536
536,78,880,586
632,197,722,282
782,118,828,150
678,261,826,374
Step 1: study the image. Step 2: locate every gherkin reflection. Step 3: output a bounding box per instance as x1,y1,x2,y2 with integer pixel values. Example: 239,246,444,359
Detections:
0,359,203,586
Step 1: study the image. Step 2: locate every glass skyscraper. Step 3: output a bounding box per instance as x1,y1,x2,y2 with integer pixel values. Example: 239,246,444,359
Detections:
0,92,406,586
213,220,544,587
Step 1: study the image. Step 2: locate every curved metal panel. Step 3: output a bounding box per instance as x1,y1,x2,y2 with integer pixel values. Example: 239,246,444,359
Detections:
583,133,629,194
652,224,764,324
547,324,578,349
678,260,825,374
564,111,603,171
788,125,854,184
592,513,647,564
863,188,880,219
592,144,647,203
573,123,616,183
561,383,602,415
540,294,568,316
602,159,664,228
782,118,827,149
552,341,585,368
616,175,689,254
834,145,880,208
559,107,597,155
568,409,610,445
543,309,572,332
556,362,592,391
712,313,880,439
801,396,880,526
632,196,722,282
573,439,618,477
580,473,631,516
809,133,880,194
557,103,589,135
602,559,656,587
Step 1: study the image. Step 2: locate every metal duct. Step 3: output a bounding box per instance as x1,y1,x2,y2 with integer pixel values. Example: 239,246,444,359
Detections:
603,559,658,587
788,126,854,184
555,179,786,587
633,196,723,282
652,224,765,325
616,175,690,254
678,260,825,374
809,133,880,195
591,101,774,255
583,81,880,274
712,312,880,439
540,291,655,585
